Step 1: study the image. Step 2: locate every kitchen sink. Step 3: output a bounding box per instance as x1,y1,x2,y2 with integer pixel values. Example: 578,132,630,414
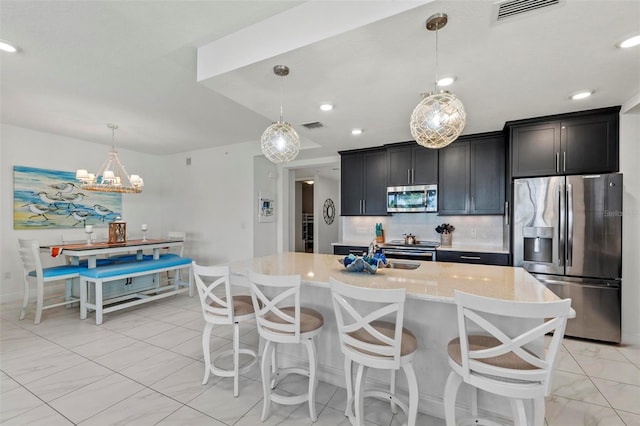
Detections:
386,261,421,270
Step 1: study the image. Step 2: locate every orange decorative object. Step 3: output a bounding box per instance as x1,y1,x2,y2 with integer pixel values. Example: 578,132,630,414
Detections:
108,221,127,244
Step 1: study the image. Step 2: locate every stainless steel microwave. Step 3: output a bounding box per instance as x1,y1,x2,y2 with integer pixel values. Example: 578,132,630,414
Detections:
387,185,437,213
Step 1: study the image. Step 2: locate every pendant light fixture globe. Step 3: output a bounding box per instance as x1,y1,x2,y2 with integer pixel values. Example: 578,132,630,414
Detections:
261,121,300,164
261,65,300,164
410,90,466,149
410,13,466,149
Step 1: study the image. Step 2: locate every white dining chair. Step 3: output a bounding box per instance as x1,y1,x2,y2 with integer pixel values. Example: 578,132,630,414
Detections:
193,262,258,397
247,271,324,422
17,238,85,324
444,290,572,426
329,277,419,426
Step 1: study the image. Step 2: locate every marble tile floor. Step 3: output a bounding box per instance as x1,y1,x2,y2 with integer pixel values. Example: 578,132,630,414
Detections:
1,294,638,426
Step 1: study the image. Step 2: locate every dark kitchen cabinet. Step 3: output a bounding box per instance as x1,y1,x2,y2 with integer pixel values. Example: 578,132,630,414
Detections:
340,148,388,216
508,107,620,178
436,250,509,266
387,142,438,186
438,132,505,215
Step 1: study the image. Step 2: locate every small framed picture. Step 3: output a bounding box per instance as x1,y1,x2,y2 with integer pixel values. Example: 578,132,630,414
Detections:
258,192,274,223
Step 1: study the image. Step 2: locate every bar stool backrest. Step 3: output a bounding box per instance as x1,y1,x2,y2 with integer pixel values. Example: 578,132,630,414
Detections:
248,271,301,344
193,263,234,324
329,278,406,370
454,290,572,395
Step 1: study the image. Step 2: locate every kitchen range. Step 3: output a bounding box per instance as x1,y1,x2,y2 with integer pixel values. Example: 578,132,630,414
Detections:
380,237,439,261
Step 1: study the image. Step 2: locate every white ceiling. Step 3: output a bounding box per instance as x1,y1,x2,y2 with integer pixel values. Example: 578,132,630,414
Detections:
1,1,639,161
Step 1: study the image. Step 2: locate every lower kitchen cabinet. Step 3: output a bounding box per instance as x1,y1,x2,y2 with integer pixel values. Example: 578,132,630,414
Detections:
437,250,509,266
333,245,368,256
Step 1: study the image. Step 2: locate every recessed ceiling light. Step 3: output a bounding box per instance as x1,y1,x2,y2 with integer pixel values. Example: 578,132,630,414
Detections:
571,91,592,100
437,76,456,87
618,34,640,49
304,180,314,185
351,129,363,135
0,40,17,53
320,103,334,111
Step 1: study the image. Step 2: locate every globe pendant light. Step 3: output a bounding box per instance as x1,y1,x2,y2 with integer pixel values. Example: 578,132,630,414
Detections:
261,65,300,164
410,13,466,149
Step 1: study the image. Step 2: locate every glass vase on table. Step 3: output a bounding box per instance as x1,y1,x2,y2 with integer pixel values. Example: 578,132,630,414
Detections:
85,225,94,246
141,224,148,241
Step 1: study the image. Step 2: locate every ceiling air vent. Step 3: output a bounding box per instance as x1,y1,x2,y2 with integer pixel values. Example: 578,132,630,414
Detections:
301,121,324,130
495,0,562,21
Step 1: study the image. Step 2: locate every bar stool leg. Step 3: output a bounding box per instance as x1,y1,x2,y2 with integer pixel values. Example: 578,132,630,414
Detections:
261,340,273,422
233,321,240,397
202,322,214,384
510,399,527,426
354,363,368,426
533,396,545,426
305,338,318,421
389,369,397,414
444,370,462,426
403,363,419,426
344,357,354,418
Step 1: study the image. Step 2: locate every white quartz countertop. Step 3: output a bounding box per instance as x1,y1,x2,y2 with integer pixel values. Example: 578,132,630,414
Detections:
229,252,559,304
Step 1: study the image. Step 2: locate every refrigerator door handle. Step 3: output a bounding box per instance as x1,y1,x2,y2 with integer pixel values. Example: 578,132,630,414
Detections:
558,184,565,267
567,183,573,267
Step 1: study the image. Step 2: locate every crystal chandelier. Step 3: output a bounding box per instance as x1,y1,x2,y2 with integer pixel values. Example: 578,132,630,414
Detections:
410,13,466,149
261,65,300,164
76,123,144,193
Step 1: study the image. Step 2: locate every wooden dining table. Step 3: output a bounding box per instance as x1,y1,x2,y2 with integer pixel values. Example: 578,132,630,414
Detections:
41,238,184,268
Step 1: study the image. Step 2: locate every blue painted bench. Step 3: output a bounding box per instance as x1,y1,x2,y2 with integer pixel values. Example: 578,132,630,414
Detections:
79,255,193,324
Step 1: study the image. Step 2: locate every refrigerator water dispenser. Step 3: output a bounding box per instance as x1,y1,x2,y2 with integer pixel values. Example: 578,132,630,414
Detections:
522,227,553,263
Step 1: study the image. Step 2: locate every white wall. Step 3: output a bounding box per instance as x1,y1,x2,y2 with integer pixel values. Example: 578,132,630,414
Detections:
314,174,339,254
159,142,264,266
620,107,640,345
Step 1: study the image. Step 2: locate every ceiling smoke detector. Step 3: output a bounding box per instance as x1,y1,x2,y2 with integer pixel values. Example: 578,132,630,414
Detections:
494,0,564,22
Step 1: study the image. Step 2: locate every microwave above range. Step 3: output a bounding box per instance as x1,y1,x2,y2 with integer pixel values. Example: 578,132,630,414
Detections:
387,184,437,213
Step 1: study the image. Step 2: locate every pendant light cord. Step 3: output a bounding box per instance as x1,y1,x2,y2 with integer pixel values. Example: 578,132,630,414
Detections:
279,75,284,122
434,26,440,92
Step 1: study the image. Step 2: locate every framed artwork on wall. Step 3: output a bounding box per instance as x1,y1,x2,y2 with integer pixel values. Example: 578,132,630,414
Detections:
258,192,274,223
13,165,122,230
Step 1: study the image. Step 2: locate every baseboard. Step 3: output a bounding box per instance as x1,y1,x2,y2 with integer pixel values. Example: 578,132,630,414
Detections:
621,332,640,345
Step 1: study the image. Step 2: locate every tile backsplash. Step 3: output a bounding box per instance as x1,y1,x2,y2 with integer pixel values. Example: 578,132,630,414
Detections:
341,213,505,248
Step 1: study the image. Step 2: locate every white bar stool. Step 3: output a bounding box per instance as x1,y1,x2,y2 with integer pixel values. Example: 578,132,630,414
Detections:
247,271,324,422
444,290,572,426
192,262,258,397
329,278,419,426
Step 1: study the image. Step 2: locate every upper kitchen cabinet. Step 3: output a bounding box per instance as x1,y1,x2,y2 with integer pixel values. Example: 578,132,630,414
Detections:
387,142,438,186
508,106,620,178
439,132,505,215
340,148,388,216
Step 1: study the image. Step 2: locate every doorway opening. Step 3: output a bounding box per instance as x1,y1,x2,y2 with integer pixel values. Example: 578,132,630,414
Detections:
295,179,314,253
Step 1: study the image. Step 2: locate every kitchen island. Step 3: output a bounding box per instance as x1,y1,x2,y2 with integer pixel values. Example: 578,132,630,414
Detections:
229,252,563,423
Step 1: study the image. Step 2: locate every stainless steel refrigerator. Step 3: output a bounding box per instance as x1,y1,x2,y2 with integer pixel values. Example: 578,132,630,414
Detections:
513,173,622,342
